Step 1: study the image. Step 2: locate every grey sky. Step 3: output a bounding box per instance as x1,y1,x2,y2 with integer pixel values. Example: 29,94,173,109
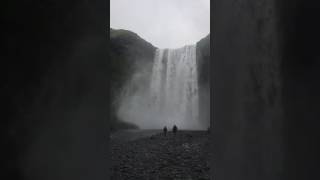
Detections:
110,0,210,49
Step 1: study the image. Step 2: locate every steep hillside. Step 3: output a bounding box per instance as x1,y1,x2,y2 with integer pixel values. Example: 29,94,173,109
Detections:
2,1,108,179
196,34,210,128
197,34,210,85
110,28,156,130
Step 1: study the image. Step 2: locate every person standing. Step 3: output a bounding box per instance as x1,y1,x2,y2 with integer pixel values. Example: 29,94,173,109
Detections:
172,125,178,135
163,126,167,136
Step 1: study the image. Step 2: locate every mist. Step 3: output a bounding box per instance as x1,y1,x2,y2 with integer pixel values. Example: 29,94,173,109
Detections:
115,58,156,129
115,45,209,130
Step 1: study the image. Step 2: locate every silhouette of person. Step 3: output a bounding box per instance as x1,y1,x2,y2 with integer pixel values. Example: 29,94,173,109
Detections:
163,126,167,136
173,125,178,135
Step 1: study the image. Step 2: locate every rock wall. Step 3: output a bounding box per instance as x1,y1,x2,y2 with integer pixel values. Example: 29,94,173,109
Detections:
2,1,108,179
212,1,284,179
213,0,320,179
197,35,211,129
278,0,320,179
109,28,156,130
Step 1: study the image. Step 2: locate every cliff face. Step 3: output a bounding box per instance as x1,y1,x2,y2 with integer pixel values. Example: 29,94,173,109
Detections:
212,1,320,179
3,1,108,179
196,34,210,128
212,1,283,180
278,1,320,179
197,34,210,85
109,28,156,130
110,28,156,92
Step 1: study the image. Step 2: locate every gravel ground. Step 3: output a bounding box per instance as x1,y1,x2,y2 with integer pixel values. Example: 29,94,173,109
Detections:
111,130,211,180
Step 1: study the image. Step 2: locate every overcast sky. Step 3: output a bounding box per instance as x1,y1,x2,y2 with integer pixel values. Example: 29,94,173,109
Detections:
110,0,210,49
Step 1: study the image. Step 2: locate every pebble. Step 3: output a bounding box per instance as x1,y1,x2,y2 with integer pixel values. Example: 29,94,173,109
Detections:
111,131,211,180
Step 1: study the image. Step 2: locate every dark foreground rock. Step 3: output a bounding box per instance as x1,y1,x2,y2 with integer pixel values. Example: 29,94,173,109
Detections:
111,131,210,180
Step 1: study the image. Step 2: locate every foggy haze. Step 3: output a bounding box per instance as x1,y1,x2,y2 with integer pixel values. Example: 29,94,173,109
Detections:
116,45,209,130
110,0,210,48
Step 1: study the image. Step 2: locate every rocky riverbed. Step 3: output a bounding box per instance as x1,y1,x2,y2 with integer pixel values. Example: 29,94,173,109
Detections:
111,130,211,180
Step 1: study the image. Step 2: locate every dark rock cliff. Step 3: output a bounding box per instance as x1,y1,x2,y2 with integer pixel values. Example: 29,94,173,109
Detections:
213,0,320,180
2,0,108,179
278,0,320,179
109,28,156,130
197,34,210,85
110,28,156,94
213,1,283,180
197,34,210,128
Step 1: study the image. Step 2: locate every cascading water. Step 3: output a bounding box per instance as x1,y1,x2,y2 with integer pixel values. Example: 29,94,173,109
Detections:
149,45,200,129
117,44,202,130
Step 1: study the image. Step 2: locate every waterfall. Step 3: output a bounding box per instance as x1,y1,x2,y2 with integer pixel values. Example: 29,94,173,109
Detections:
117,44,202,130
149,45,200,129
